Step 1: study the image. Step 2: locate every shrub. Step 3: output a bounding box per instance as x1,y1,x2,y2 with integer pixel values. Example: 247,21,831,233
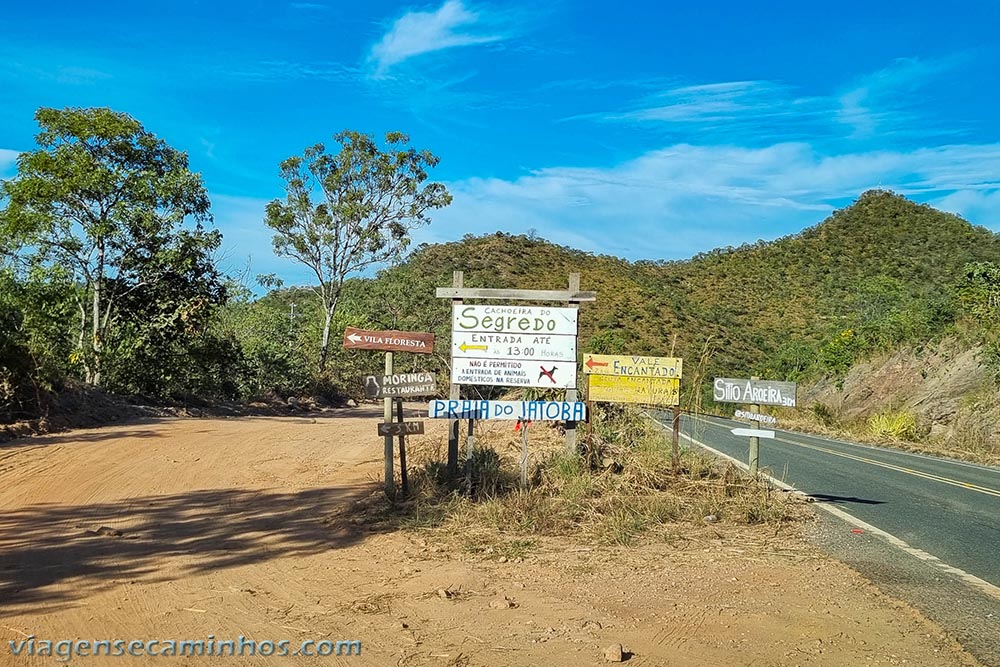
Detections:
867,410,917,440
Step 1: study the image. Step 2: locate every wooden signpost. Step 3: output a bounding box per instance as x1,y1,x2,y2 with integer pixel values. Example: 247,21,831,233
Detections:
343,327,434,354
583,354,683,405
584,353,684,471
428,400,588,487
712,377,797,407
344,327,434,498
436,273,595,490
713,376,796,476
378,421,425,436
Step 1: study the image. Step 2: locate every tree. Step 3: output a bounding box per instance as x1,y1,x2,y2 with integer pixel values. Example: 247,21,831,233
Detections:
264,130,451,371
0,107,217,386
958,261,1000,324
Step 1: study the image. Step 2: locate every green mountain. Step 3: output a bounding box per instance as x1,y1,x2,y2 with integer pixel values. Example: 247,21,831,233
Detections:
353,190,1000,404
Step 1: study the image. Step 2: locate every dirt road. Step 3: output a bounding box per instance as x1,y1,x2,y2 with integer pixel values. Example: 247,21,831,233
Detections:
0,410,983,666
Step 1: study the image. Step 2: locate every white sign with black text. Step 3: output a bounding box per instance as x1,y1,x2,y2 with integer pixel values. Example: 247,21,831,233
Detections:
451,305,578,389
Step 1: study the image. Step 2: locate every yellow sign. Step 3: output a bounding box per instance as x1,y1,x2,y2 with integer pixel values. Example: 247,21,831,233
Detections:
587,375,680,406
583,354,682,378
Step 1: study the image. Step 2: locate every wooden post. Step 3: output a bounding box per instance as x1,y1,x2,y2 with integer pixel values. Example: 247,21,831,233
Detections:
565,273,580,454
395,398,409,496
671,405,681,475
585,400,594,453
447,271,463,479
465,417,475,495
383,352,395,498
671,404,681,474
749,375,760,477
520,420,529,488
583,372,594,465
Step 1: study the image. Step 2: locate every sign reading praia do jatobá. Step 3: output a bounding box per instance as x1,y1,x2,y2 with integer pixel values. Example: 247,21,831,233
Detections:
451,305,577,389
428,400,587,421
713,378,796,407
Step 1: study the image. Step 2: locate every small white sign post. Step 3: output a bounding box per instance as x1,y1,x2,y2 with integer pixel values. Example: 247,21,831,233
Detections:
714,376,797,476
731,428,775,439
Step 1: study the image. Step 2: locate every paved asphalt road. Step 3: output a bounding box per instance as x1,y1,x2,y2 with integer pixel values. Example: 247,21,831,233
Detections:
666,413,1000,589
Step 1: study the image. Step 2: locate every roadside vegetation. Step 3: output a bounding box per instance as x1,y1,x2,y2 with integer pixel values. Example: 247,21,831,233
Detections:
777,391,1000,465
0,107,449,424
3,106,1000,462
346,406,808,557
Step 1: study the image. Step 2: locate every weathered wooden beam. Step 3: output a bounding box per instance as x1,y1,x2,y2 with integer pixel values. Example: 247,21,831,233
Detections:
565,273,580,454
435,287,597,302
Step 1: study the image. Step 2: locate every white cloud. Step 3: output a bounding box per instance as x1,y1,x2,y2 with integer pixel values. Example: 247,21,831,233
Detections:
934,189,1000,227
419,142,1000,261
584,56,966,145
602,80,812,123
368,0,505,76
207,141,1000,285
222,60,360,82
0,148,20,177
836,56,960,138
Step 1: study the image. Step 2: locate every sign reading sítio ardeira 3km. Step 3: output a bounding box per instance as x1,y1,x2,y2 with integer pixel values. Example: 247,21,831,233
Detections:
713,378,796,407
451,305,578,389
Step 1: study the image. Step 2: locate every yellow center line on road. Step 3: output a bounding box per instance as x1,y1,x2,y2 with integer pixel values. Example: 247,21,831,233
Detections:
689,415,1000,497
770,434,1000,498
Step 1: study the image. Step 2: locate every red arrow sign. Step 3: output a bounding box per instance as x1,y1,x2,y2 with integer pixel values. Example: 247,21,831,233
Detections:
342,327,435,354
585,357,609,370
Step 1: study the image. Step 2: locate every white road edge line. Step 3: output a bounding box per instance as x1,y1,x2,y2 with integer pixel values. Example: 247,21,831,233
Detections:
697,414,1000,474
657,416,1000,603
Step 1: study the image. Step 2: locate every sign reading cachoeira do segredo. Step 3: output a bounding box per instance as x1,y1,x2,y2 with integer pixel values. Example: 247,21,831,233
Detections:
713,378,797,407
450,305,578,389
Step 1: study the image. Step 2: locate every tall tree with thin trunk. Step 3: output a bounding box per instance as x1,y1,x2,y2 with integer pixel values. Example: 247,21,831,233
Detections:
0,107,214,386
264,130,451,371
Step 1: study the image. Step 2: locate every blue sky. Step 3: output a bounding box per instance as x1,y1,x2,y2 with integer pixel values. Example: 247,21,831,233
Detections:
2,1,1000,285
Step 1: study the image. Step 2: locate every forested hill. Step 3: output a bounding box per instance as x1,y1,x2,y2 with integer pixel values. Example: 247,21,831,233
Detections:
357,190,1000,399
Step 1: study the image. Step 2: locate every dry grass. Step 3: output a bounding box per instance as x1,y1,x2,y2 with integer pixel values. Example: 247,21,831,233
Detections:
364,406,809,550
779,400,1000,466
345,592,396,615
946,391,1000,462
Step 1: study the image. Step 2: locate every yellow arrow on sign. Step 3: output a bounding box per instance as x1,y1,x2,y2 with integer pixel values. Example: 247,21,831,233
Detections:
459,342,488,352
